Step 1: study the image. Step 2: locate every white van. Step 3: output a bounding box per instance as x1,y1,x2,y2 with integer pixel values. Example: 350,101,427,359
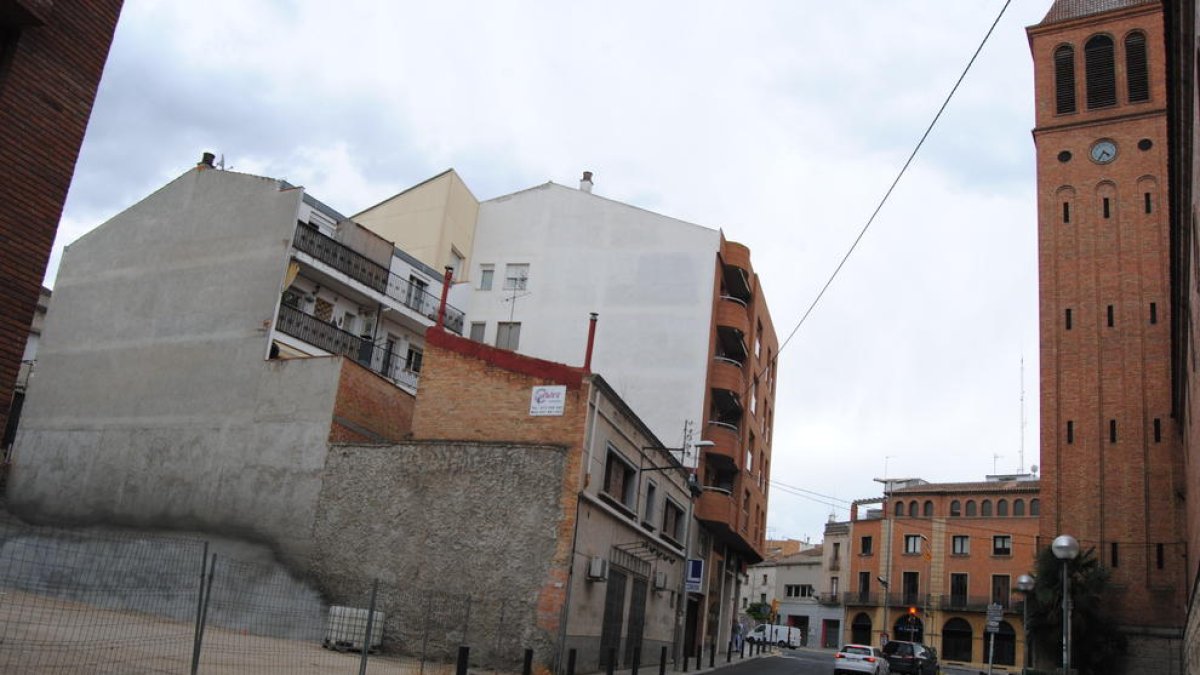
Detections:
747,623,802,648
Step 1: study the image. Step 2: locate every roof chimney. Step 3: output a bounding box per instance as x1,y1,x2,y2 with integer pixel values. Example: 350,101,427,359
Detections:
580,171,593,193
198,152,216,170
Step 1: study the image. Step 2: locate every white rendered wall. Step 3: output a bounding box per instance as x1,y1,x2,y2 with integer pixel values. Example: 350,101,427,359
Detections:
465,183,720,447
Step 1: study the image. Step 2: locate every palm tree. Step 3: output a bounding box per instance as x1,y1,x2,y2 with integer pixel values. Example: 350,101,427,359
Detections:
1025,546,1125,674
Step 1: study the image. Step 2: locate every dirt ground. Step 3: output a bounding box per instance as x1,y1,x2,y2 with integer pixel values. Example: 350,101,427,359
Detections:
0,590,510,674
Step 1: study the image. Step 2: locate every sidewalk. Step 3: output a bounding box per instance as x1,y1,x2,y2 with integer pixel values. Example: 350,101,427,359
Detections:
599,645,779,675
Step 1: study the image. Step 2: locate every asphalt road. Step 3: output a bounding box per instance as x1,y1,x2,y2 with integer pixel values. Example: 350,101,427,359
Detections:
711,649,835,674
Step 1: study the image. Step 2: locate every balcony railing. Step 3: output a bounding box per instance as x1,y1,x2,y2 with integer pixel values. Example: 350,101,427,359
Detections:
817,593,841,606
939,595,1023,613
293,225,389,293
888,593,932,609
292,226,465,334
843,592,884,606
275,304,419,389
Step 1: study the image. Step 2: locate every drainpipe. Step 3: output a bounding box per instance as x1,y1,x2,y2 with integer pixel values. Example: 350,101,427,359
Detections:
583,313,599,371
435,266,453,330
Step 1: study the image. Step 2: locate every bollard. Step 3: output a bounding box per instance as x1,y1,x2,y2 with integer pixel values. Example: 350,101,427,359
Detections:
695,645,702,671
726,639,732,663
682,645,689,673
607,648,616,675
456,646,469,675
739,640,745,659
631,646,640,675
709,642,715,668
567,648,577,675
522,648,533,675
659,646,668,675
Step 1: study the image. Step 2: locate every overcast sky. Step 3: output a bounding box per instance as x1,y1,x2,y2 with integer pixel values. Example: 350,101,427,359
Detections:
52,0,1054,544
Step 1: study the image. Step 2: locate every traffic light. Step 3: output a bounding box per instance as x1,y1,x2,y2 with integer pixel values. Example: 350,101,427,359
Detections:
908,606,918,616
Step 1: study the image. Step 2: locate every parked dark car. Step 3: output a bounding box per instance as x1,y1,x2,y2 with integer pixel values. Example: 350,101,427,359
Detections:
881,641,938,675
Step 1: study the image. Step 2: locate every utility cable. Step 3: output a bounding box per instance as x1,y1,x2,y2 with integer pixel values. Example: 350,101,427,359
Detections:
776,0,1013,357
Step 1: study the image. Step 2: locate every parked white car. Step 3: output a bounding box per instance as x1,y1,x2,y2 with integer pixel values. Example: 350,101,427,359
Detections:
746,623,802,648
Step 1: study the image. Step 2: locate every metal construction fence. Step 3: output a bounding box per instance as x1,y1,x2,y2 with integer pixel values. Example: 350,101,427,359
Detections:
0,522,523,674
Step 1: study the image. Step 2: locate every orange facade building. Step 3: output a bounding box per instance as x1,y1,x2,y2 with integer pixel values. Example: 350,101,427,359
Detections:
844,478,1040,672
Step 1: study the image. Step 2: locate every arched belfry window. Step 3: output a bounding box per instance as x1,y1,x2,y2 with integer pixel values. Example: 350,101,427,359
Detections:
1085,35,1116,108
1054,45,1077,114
1125,32,1149,102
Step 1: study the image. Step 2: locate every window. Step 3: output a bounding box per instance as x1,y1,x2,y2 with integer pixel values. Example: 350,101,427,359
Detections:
904,535,922,555
993,536,1012,556
950,500,961,517
406,275,429,310
662,499,684,542
831,577,839,595
950,574,969,604
1151,302,1158,324
1145,192,1153,214
894,501,904,517
469,322,485,342
760,593,767,604
1066,308,1072,330
861,536,873,556
991,575,1011,608
1067,420,1075,444
909,500,919,517
1102,197,1111,219
952,535,970,555
1013,499,1025,516
1111,542,1119,568
1154,418,1162,443
448,249,464,281
750,379,758,416
965,500,977,517
503,263,529,290
832,542,841,561
1063,202,1071,223
1085,34,1116,108
495,322,521,350
785,584,814,598
405,346,423,373
644,481,657,526
997,499,1008,517
1110,419,1118,443
478,264,494,291
1030,499,1040,516
602,450,637,510
981,500,992,517
763,574,769,585
902,571,920,605
1054,45,1077,114
1125,32,1149,102
1156,543,1165,570
923,501,934,517
1108,305,1115,327
858,572,871,598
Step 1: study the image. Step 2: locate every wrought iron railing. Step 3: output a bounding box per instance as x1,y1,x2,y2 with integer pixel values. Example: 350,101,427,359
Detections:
843,592,883,606
888,593,931,609
817,593,841,606
275,304,420,390
292,226,465,334
939,595,1023,613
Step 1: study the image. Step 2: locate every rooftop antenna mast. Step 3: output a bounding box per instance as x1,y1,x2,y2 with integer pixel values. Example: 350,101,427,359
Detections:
1019,355,1026,474
502,272,531,322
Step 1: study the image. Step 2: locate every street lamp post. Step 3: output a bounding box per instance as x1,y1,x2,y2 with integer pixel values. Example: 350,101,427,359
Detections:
1016,573,1035,673
1051,535,1080,674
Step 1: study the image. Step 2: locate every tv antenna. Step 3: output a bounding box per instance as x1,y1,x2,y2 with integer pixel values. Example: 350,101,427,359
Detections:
501,273,531,322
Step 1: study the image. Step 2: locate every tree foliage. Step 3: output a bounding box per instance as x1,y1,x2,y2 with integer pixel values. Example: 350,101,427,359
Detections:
1026,546,1126,674
745,601,772,623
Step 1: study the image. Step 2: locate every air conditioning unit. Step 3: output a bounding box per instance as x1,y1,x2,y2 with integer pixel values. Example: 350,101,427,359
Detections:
323,605,384,652
586,556,608,581
653,571,669,590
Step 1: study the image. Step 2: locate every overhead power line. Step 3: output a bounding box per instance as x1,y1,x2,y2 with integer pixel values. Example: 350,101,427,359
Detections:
776,0,1013,357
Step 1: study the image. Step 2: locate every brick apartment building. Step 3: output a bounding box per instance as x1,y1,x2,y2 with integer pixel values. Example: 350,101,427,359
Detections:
0,0,123,450
844,477,1040,672
1028,2,1190,671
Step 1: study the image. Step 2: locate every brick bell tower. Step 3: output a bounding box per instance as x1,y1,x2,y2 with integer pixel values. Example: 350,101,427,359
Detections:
1028,0,1186,663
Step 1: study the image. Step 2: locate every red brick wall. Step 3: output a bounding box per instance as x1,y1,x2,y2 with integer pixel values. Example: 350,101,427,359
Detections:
0,1,123,437
329,358,415,444
1029,3,1187,627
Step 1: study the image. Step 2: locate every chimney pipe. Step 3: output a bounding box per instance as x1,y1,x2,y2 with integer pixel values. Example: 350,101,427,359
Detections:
580,171,593,193
198,152,215,169
436,266,453,330
583,312,599,371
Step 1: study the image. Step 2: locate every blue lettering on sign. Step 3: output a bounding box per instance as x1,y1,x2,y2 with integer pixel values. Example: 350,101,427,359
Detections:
686,559,703,592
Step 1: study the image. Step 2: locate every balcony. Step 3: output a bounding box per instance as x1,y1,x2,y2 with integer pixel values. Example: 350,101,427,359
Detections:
292,226,465,334
939,595,1024,614
843,592,884,607
293,225,389,293
710,355,744,394
716,296,751,337
817,593,841,607
275,304,420,390
887,593,932,609
702,420,739,464
720,243,753,303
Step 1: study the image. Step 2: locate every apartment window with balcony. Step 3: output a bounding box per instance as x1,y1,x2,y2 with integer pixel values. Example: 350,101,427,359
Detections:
504,263,529,290
904,535,922,555
902,571,920,605
830,577,839,595
992,535,1012,557
991,575,1011,608
602,448,637,511
952,535,969,555
406,275,429,310
405,346,423,373
858,572,870,599
860,536,873,555
478,264,494,290
950,573,968,605
832,543,841,561
496,322,521,350
662,499,684,543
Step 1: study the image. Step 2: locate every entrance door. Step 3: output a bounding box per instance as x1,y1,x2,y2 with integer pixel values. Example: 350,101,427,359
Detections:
598,569,627,668
624,577,648,666
822,619,840,648
684,597,700,660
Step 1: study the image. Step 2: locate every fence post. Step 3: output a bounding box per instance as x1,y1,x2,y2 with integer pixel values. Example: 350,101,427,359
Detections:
192,554,217,675
567,648,577,675
189,543,209,675
358,579,379,675
456,646,470,675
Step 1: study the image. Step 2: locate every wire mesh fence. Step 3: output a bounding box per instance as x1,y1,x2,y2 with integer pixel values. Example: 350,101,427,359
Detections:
0,522,530,674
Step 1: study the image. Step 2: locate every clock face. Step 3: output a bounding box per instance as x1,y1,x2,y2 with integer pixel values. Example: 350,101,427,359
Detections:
1090,140,1118,164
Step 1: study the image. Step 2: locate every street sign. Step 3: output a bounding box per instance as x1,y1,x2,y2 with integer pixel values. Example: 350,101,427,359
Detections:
985,602,1002,633
985,620,1000,633
685,559,703,593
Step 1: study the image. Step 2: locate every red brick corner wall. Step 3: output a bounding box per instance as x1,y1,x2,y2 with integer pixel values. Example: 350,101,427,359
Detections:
0,1,123,438
329,358,415,444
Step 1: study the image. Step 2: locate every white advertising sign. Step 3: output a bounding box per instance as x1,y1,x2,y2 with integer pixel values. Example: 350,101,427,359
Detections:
529,385,567,416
